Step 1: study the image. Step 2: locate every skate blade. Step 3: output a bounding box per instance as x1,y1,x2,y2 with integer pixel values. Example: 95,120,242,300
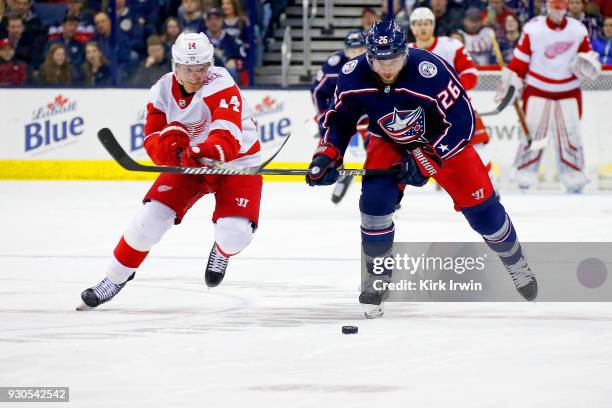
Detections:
362,303,384,319
76,302,94,311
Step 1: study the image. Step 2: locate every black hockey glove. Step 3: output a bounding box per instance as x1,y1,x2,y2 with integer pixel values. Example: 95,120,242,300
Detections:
306,143,343,186
395,145,443,187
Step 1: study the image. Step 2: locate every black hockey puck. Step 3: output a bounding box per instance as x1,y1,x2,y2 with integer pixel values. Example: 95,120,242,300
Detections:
342,325,358,334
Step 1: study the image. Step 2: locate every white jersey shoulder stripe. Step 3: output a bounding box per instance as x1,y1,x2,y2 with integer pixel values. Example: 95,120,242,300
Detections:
199,67,237,97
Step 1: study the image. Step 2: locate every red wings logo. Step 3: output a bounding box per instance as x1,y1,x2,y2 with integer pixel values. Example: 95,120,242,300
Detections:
544,41,574,59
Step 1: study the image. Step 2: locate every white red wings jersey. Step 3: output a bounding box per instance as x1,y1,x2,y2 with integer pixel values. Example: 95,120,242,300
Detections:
409,36,478,90
145,67,261,167
507,16,592,94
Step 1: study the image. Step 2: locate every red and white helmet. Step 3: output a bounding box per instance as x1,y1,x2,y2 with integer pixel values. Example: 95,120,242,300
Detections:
410,7,436,26
171,32,214,72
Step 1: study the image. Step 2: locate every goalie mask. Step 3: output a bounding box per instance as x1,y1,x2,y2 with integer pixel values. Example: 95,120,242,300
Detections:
547,0,568,24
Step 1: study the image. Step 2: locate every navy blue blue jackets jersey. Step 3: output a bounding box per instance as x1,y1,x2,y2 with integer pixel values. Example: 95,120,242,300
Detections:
321,48,476,160
310,51,349,119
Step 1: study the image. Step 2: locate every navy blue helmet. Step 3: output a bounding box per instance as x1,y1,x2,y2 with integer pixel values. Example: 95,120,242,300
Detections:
344,30,366,48
366,20,408,60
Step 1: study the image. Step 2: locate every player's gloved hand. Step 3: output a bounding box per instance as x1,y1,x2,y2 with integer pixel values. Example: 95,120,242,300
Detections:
495,67,522,104
180,132,240,167
306,143,342,186
144,122,190,166
395,145,443,187
572,51,602,81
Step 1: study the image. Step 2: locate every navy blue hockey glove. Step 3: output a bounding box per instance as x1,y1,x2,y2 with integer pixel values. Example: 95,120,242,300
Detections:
395,145,443,187
306,143,343,186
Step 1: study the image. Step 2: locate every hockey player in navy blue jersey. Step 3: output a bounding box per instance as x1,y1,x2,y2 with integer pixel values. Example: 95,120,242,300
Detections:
311,30,368,204
305,21,537,317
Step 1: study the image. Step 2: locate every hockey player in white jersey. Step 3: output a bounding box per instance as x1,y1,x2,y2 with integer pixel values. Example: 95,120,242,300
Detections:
409,7,495,185
498,0,601,193
77,32,262,310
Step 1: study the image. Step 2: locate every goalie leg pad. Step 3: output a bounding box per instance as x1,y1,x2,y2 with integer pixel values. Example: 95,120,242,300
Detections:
214,216,254,256
552,98,589,193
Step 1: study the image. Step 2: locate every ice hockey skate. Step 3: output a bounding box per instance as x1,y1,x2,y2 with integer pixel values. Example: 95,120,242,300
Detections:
77,272,135,311
359,272,391,318
205,244,230,287
505,256,538,301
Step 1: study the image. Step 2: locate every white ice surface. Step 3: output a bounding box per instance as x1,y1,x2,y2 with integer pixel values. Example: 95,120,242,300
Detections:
1,181,612,407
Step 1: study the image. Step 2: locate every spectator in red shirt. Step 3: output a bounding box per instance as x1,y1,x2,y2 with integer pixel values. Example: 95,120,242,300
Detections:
482,0,515,41
0,38,28,85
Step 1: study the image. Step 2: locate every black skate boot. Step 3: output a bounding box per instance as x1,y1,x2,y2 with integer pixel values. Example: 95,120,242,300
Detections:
359,272,391,318
77,272,135,310
205,244,229,287
331,173,354,204
505,256,538,301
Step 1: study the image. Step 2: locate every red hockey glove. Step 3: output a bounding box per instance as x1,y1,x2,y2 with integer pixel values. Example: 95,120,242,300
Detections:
144,122,190,166
395,145,443,187
306,143,343,186
181,132,240,167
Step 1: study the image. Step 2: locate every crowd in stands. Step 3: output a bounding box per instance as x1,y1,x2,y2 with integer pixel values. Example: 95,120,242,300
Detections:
0,0,610,87
362,0,611,66
0,0,261,86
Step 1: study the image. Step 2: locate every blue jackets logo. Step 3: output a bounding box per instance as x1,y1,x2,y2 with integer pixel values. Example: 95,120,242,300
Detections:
377,107,426,143
25,94,84,152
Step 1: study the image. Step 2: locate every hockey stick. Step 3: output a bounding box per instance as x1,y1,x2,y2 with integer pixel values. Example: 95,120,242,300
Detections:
98,128,399,177
478,85,516,116
490,33,533,148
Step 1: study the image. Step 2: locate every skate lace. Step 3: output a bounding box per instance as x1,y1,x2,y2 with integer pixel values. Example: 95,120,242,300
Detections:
208,247,229,273
92,278,121,301
505,257,535,288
